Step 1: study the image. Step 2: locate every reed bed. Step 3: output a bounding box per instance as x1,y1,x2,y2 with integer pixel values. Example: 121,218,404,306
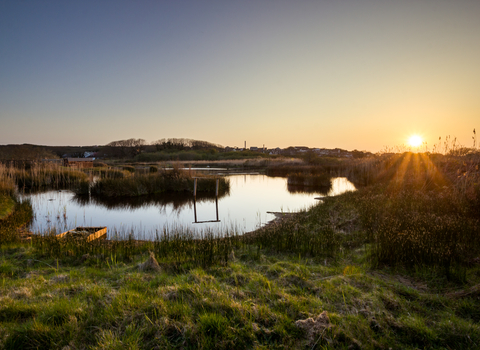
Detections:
3,164,88,191
0,165,17,220
0,164,16,197
287,172,331,188
246,191,361,259
0,200,32,244
265,163,328,177
81,168,230,198
357,188,479,275
266,162,335,192
153,157,300,170
81,167,129,179
347,152,480,276
31,226,240,269
0,164,34,242
151,227,239,268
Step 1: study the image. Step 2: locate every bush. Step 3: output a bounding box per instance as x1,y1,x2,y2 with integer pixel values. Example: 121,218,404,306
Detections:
123,166,135,173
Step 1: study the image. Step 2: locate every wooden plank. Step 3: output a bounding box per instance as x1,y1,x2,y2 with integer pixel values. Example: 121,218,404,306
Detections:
57,227,107,242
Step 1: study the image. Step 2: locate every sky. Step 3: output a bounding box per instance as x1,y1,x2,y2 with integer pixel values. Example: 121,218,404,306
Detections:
1,0,479,152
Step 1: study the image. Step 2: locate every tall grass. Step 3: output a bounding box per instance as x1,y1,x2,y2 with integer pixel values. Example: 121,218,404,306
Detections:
245,191,361,259
82,167,129,179
0,165,16,197
349,152,480,276
266,162,335,191
81,168,230,198
287,172,331,188
0,200,33,244
2,164,88,191
31,226,239,269
0,164,34,243
152,227,238,268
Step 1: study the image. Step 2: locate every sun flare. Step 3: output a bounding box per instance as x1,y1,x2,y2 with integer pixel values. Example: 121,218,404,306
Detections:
408,135,423,147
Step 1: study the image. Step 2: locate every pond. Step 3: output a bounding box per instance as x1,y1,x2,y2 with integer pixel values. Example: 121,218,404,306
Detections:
21,175,355,239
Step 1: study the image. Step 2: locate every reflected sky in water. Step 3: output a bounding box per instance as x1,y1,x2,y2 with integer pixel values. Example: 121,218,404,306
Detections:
21,175,355,239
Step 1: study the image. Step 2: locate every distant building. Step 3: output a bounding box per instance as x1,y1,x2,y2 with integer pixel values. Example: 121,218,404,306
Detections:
84,151,97,158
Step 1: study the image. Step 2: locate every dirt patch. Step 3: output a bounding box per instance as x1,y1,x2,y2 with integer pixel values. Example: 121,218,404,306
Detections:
295,311,332,346
159,285,180,301
10,287,32,299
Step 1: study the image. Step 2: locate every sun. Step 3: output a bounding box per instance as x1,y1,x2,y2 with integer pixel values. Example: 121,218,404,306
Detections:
408,135,423,147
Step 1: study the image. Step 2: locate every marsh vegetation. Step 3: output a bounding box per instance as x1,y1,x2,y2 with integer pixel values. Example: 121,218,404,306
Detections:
1,148,480,348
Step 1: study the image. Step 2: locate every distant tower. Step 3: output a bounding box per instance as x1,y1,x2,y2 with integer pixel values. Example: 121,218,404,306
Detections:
244,141,246,150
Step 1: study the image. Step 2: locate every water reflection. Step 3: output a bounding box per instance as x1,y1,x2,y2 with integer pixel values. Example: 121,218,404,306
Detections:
328,177,356,196
72,191,226,212
193,197,220,224
22,175,356,238
287,184,331,195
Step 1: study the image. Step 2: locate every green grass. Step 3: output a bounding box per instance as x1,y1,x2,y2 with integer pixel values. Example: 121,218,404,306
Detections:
0,200,33,244
0,194,15,220
0,242,479,349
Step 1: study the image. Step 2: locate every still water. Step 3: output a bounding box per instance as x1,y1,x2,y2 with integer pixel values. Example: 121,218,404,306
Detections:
22,175,355,239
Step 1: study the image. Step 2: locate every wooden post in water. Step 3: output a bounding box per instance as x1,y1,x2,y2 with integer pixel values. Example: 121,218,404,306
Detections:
192,177,221,224
193,198,198,223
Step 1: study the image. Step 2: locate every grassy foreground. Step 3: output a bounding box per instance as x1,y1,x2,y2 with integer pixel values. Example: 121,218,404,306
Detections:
1,241,479,349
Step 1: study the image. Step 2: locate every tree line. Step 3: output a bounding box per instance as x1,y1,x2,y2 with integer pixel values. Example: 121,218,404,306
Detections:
105,138,224,158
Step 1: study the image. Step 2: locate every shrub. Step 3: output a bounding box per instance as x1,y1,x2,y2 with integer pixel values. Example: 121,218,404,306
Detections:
123,166,135,173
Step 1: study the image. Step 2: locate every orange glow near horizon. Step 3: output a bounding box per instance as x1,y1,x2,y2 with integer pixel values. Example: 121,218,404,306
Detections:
408,135,423,148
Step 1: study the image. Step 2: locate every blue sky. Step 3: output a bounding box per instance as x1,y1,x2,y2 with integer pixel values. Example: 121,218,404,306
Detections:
1,0,479,151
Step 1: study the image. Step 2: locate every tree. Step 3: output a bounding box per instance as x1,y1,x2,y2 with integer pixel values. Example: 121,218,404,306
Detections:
106,138,146,158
